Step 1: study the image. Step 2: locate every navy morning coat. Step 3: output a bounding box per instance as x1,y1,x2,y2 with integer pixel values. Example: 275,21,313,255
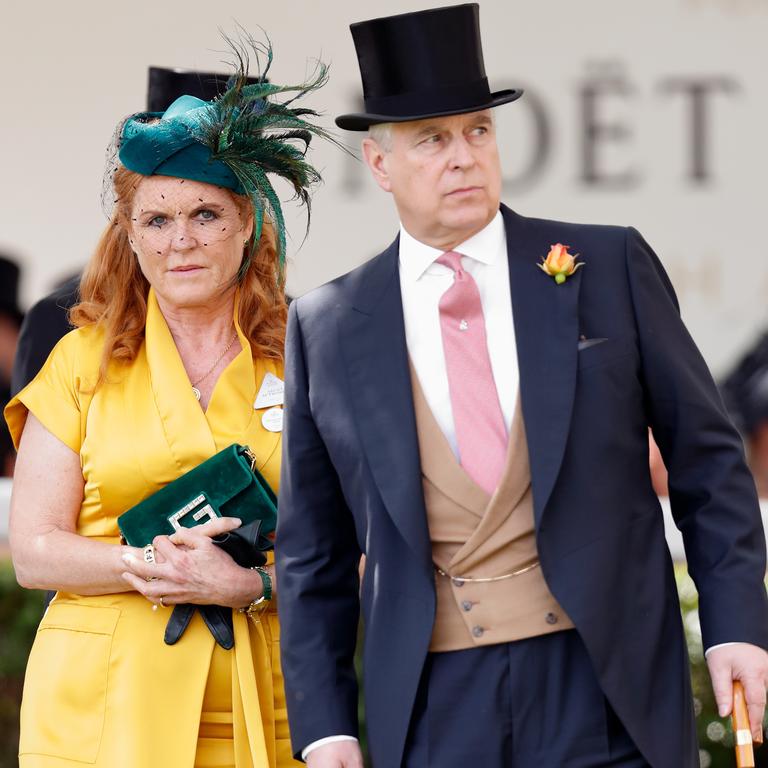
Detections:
276,205,768,768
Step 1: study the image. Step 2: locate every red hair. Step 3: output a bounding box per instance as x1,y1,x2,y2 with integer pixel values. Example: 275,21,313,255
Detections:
71,167,286,383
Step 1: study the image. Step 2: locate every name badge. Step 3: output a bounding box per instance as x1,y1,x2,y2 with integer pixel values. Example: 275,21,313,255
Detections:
261,407,284,433
254,372,284,409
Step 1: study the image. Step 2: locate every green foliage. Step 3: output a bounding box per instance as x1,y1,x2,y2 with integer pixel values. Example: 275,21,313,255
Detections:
0,560,45,767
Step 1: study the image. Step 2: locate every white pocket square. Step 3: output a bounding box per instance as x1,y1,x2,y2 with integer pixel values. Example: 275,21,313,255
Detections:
577,337,609,351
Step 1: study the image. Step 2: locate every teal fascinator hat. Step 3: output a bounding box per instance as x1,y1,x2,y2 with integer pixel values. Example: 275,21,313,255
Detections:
116,36,340,271
120,95,244,191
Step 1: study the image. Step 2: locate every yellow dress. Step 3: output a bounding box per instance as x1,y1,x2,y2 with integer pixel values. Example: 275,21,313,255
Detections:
5,289,301,768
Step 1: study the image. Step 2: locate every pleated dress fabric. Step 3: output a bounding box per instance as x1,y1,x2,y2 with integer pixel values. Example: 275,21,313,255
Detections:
5,289,300,768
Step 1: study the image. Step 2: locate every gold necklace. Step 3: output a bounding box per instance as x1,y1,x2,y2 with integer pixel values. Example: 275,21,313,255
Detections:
190,331,238,401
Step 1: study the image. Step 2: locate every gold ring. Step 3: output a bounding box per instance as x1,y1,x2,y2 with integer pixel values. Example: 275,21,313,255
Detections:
159,596,166,608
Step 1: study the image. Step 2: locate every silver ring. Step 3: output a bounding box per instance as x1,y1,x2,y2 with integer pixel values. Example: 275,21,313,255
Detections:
142,544,156,564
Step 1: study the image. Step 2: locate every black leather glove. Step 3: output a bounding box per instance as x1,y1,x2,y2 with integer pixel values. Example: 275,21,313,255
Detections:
163,519,270,648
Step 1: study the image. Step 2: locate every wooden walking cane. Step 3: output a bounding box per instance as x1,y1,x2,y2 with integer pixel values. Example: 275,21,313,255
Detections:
733,681,755,768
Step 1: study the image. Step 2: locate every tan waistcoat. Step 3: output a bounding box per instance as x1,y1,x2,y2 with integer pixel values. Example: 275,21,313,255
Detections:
410,369,574,652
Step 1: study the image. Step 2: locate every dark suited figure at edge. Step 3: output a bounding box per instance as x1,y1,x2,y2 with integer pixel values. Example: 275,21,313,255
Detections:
276,5,768,768
0,255,23,475
722,333,768,499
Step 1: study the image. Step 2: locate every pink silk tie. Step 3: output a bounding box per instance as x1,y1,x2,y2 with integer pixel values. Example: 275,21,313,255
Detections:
436,251,508,495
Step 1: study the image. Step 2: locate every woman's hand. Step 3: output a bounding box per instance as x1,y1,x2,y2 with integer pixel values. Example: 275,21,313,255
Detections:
120,517,268,608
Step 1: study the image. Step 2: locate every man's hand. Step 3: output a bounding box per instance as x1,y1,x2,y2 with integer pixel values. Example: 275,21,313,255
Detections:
306,741,365,768
707,642,768,741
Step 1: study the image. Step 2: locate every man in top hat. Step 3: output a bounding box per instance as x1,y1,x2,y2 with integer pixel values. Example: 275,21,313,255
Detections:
276,5,768,767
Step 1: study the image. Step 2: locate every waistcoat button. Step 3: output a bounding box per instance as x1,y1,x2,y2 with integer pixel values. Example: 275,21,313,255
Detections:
461,601,473,612
545,612,558,625
452,578,464,588
472,626,484,638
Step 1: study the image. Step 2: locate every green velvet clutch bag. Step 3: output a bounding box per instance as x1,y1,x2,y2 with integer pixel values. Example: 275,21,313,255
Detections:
117,444,276,548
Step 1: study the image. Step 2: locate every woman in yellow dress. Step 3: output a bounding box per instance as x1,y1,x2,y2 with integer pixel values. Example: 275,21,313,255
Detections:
4,40,333,768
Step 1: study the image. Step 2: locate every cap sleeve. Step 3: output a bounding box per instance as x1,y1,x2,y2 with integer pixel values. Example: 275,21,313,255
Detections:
4,328,96,454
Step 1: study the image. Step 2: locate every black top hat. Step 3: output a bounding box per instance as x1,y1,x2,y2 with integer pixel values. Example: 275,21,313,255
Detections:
336,3,522,131
0,256,23,326
146,67,262,113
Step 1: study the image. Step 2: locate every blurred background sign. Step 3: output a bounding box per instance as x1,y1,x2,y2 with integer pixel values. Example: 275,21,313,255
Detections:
0,0,767,375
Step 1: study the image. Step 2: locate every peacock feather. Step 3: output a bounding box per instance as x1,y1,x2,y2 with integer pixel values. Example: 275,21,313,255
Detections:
195,32,344,274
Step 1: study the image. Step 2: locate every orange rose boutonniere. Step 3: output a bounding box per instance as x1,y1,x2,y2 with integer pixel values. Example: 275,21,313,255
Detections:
538,243,584,284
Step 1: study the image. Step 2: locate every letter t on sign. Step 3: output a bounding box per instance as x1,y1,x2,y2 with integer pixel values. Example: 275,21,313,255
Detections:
659,76,739,184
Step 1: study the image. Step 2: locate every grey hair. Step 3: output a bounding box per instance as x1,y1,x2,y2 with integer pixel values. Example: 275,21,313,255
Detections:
368,122,393,152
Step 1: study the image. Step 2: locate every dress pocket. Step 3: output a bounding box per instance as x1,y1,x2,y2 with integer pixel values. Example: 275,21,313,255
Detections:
19,602,120,763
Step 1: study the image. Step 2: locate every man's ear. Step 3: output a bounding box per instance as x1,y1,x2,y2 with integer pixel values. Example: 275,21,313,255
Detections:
362,138,393,193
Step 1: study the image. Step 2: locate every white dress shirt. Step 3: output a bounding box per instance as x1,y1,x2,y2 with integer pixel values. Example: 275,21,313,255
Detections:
399,211,518,455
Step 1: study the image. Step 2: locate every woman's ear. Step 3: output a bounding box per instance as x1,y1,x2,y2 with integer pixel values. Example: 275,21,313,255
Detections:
243,209,255,243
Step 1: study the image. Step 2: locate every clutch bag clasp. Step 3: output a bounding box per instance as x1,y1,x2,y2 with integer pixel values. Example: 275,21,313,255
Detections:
242,446,257,472
167,493,218,531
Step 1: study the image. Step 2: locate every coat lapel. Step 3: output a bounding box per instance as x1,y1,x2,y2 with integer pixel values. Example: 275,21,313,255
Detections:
338,239,433,569
145,288,218,469
502,206,582,525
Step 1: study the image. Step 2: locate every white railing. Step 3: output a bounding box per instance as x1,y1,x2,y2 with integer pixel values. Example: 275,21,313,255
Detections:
0,479,10,522
0,479,766,561
1,478,11,549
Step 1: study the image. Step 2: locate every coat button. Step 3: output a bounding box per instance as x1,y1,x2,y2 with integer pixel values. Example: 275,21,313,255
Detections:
545,612,558,625
472,626,484,638
452,578,464,588
461,601,473,612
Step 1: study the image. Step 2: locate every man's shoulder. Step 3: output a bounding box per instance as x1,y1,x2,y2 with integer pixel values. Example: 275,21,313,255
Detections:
503,206,638,279
505,206,629,247
22,277,78,330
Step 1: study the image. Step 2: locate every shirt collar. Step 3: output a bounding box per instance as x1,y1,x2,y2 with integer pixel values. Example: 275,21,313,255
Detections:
398,210,505,283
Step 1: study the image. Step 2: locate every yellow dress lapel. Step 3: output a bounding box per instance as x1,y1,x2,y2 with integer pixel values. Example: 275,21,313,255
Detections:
206,294,282,472
145,288,218,467
237,355,283,475
145,287,282,474
204,290,257,451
